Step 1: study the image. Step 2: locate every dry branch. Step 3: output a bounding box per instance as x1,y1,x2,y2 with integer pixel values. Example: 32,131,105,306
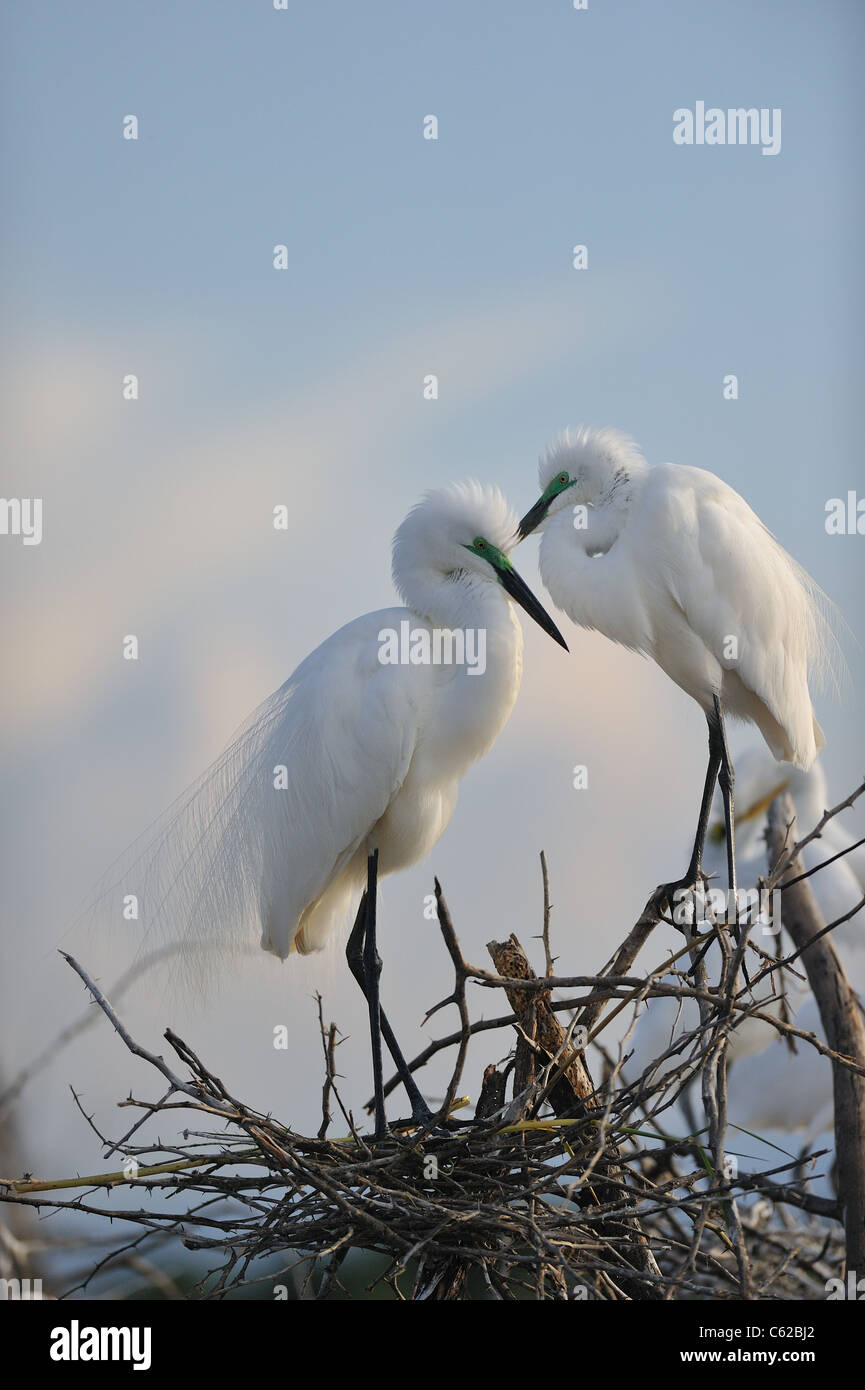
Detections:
767,791,865,1274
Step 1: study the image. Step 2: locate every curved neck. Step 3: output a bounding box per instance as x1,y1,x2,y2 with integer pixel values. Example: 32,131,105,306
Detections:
401,570,516,638
556,464,645,557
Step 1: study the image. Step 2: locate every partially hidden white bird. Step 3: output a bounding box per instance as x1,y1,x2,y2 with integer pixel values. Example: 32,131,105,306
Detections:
98,481,567,1137
517,427,839,925
628,749,865,1144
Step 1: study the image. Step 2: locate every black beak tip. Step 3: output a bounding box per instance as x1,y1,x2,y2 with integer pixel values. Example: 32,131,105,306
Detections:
496,559,569,653
516,497,549,541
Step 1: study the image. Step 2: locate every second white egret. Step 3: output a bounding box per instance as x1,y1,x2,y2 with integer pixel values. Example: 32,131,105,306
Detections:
518,427,838,923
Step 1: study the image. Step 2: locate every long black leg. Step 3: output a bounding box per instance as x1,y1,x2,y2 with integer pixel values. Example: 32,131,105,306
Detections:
687,718,723,885
361,850,386,1134
653,718,721,923
345,853,435,1134
362,851,387,1138
712,695,741,951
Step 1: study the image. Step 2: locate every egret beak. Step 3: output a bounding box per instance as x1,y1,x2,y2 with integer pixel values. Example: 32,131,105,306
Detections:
495,560,568,651
517,493,554,540
740,781,789,825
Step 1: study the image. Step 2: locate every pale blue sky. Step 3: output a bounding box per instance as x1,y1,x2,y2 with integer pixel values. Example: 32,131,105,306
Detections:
1,1,863,1209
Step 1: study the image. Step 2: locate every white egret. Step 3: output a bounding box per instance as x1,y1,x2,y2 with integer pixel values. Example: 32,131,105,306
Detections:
94,481,567,1137
517,427,838,926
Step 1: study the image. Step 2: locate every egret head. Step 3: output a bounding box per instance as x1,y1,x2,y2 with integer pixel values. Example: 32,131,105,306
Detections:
518,426,647,538
393,481,568,649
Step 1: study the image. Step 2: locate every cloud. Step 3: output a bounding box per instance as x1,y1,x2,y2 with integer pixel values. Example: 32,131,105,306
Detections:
1,275,665,740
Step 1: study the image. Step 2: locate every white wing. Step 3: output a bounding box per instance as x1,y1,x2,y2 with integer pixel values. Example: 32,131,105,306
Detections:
641,465,840,764
83,607,424,990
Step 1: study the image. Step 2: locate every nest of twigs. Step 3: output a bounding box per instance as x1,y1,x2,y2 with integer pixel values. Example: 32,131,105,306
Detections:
2,782,864,1301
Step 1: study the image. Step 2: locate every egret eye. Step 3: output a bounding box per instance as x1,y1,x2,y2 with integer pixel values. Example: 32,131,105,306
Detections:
474,537,487,550
558,472,568,486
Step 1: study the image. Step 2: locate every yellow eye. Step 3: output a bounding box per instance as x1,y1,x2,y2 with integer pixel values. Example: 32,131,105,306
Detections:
558,472,568,485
